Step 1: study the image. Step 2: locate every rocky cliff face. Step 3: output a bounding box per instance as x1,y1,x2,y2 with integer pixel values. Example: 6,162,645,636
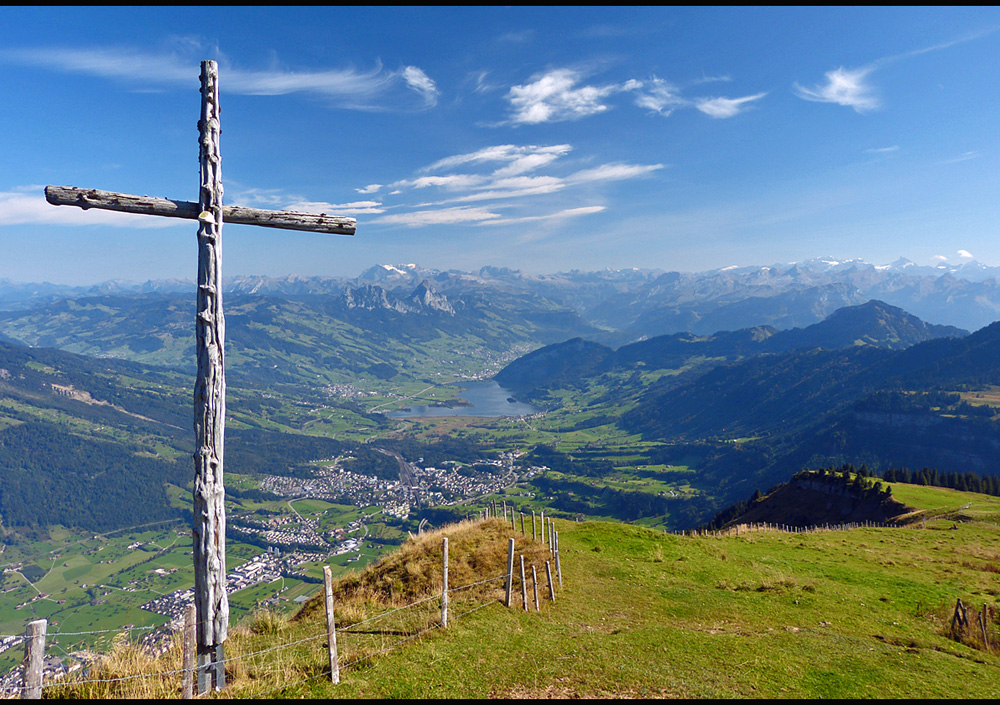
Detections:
340,281,454,315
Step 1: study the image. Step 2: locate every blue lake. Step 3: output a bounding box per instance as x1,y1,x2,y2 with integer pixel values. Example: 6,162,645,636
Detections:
386,380,540,418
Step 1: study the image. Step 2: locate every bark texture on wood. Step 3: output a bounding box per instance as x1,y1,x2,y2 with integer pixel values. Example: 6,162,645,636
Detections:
21,619,46,700
44,186,356,235
192,59,229,656
182,604,196,699
323,566,341,684
503,538,515,608
441,537,449,628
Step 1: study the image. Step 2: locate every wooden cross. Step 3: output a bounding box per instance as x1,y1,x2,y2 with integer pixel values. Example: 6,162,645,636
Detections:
45,60,356,693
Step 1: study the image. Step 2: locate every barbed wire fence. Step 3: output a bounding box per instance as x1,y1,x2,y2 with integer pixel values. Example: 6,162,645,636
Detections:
2,503,565,699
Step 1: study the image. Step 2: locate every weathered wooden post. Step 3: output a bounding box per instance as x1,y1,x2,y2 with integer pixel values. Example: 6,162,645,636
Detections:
21,619,46,700
182,604,196,699
546,560,555,602
540,510,546,545
520,555,528,612
520,512,525,536
503,538,515,607
441,537,449,628
531,565,540,611
322,566,340,684
554,530,562,588
532,511,537,541
192,60,228,694
43,59,357,696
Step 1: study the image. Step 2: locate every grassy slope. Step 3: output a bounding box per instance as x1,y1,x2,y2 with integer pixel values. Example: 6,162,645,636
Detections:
52,482,1000,699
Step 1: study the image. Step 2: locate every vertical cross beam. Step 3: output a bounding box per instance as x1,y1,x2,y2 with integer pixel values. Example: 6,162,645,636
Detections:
191,59,228,691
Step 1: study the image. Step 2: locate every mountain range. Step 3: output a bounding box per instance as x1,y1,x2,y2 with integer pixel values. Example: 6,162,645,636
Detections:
4,256,1000,336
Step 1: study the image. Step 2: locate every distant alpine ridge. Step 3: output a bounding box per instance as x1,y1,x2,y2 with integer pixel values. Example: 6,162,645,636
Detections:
2,256,1000,334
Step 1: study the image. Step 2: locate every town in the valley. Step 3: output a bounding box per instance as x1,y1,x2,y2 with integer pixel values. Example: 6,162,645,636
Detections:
141,446,538,626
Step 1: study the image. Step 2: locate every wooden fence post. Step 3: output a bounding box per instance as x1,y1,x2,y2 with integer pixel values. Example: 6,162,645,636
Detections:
21,619,46,700
520,512,525,537
541,511,546,545
546,560,556,602
532,511,536,541
182,604,196,699
520,555,528,612
981,603,991,652
532,566,540,611
554,531,562,588
504,538,515,607
442,537,449,628
322,566,340,684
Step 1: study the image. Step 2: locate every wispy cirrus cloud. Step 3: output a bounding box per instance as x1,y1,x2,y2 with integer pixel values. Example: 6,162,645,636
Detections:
422,144,573,173
566,162,664,184
283,199,384,216
479,205,606,226
400,66,439,107
633,77,686,116
793,28,999,113
0,45,438,111
793,66,879,112
695,92,767,119
374,206,502,226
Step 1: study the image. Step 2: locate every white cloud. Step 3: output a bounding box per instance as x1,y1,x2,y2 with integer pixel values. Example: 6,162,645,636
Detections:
793,66,880,112
447,176,566,203
492,152,565,177
957,249,974,259
791,29,999,114
0,46,436,111
373,206,501,226
355,184,383,194
931,254,949,263
469,70,497,94
400,66,439,107
392,174,487,191
284,199,384,215
694,92,767,118
567,162,664,184
506,69,639,124
423,144,572,172
864,145,899,154
479,205,605,226
942,151,979,164
634,77,686,116
0,188,184,228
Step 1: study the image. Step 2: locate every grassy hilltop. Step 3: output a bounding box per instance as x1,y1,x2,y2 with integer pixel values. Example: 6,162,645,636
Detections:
53,481,1000,699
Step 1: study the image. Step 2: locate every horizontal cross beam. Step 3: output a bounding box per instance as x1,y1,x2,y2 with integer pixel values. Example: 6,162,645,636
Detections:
45,185,356,235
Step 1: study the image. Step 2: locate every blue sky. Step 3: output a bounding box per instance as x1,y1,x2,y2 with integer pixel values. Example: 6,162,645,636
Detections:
1,6,998,285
